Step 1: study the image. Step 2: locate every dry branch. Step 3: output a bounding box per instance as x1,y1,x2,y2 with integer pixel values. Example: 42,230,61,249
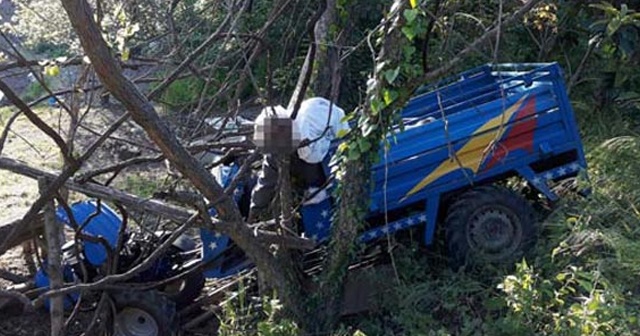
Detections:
0,157,194,222
0,157,315,251
0,79,74,163
40,178,64,336
0,214,45,252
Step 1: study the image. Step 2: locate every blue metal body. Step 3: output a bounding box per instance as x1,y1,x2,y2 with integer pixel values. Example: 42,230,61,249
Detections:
200,62,588,277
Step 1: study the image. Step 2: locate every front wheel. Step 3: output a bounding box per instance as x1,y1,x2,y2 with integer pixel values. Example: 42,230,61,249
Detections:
111,290,178,336
445,185,538,270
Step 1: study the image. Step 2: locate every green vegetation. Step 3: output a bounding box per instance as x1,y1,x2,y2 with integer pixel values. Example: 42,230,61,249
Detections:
21,80,48,103
120,174,161,199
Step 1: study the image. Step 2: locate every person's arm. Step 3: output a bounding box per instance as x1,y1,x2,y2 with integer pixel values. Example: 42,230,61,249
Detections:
248,154,278,222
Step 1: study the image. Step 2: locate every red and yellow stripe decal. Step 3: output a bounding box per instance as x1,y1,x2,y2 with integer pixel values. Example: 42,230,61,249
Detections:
400,95,529,202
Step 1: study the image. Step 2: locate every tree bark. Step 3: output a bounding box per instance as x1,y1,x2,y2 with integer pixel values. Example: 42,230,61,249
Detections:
0,214,44,256
310,0,341,101
40,178,64,336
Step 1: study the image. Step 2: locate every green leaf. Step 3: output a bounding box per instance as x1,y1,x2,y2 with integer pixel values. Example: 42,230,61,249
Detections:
401,26,417,41
403,9,418,23
358,138,372,152
336,129,349,138
403,45,416,59
348,146,361,161
44,64,60,77
607,17,622,36
576,278,593,292
384,67,400,84
370,98,383,115
589,2,619,16
383,89,399,106
587,293,600,312
121,48,131,62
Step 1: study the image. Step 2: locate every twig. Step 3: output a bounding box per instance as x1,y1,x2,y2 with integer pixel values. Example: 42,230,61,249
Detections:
0,110,22,156
287,1,328,118
0,79,75,163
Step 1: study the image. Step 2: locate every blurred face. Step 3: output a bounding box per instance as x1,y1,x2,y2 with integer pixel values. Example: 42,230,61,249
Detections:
254,116,300,154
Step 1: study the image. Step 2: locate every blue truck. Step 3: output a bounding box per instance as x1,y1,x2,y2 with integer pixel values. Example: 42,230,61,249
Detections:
34,62,588,335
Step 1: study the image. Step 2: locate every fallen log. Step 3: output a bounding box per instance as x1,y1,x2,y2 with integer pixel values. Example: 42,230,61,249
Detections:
0,156,315,256
0,268,30,284
0,157,195,223
0,214,44,252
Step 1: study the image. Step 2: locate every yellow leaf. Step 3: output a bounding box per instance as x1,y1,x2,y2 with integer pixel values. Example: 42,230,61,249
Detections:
45,65,60,77
121,48,130,62
409,0,418,9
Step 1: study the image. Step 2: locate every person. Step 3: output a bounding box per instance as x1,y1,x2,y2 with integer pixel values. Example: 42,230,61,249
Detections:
248,97,349,222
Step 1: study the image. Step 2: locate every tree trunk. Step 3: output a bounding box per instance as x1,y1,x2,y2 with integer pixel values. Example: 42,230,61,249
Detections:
310,0,341,101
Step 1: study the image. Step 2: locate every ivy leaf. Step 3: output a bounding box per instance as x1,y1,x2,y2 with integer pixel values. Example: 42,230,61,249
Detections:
337,142,349,156
403,45,416,59
606,16,622,36
403,9,418,23
409,0,418,9
336,129,350,138
370,98,383,115
358,138,372,152
348,146,361,161
384,67,400,84
401,26,417,41
383,89,399,106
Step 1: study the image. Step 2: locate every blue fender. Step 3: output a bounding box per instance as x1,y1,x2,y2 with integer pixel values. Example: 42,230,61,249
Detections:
35,200,123,311
55,200,122,266
34,264,80,310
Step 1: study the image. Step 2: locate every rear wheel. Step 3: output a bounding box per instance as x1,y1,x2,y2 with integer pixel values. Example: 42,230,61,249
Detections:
111,290,178,336
161,272,205,309
445,185,538,270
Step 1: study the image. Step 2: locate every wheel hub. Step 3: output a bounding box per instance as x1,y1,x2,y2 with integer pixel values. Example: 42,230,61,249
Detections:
114,307,159,336
467,207,523,260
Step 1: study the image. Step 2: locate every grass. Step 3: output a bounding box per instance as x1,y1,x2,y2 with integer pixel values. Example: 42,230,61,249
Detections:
117,173,162,199
0,106,64,220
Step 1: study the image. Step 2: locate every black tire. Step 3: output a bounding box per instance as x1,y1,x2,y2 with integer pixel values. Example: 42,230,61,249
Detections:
445,185,538,270
161,272,205,309
111,290,179,336
155,233,204,309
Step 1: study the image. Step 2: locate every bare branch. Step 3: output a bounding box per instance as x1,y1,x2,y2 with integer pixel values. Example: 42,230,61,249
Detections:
39,177,64,336
0,79,74,163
